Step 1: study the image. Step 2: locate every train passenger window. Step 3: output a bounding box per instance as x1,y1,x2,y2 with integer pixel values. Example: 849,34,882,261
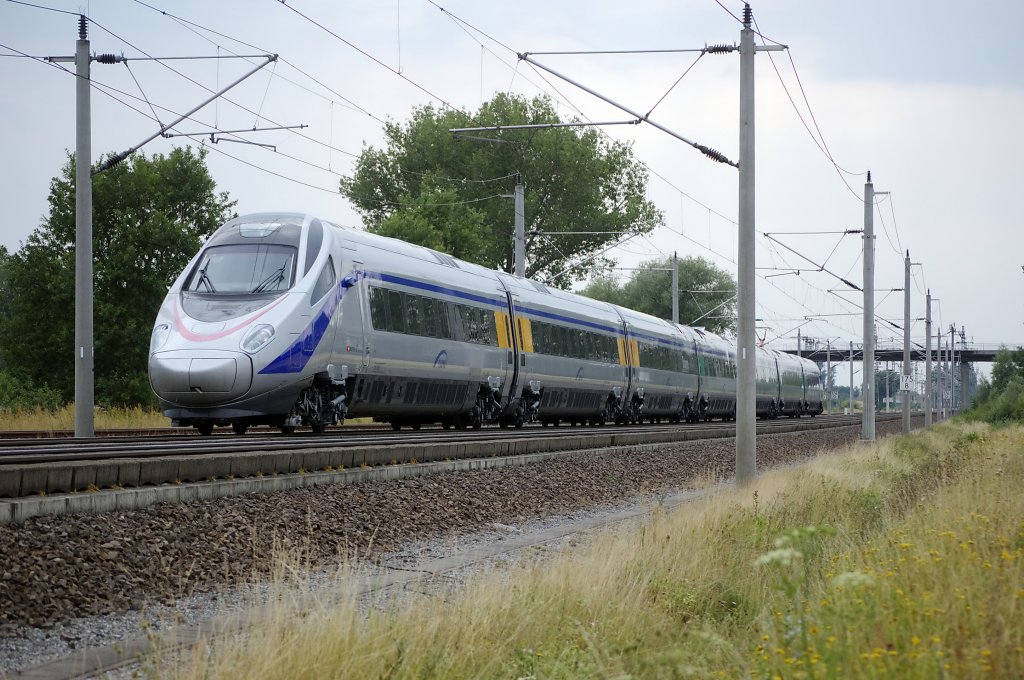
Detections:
405,295,423,335
481,310,497,345
420,296,438,337
454,304,495,345
550,325,564,357
386,289,405,333
434,299,452,339
310,256,335,303
368,286,388,330
420,297,450,339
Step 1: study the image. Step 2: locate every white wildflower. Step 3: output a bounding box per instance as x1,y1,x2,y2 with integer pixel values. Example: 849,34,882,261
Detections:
755,548,802,568
831,571,876,589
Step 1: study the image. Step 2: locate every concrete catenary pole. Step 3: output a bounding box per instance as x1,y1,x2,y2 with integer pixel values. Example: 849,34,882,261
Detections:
902,250,911,434
960,327,969,409
826,339,832,414
672,251,679,324
938,333,945,419
925,289,932,426
862,174,875,440
735,4,757,485
514,174,525,277
74,16,94,438
949,324,957,413
850,341,854,414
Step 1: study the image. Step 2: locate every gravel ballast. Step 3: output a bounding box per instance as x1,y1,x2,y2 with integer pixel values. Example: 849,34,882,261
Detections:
0,418,919,674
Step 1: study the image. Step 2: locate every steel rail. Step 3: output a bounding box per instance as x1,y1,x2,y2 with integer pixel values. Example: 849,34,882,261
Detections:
0,415,865,464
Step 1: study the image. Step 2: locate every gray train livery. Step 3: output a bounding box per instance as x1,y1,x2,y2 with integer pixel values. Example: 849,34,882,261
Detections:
149,213,824,434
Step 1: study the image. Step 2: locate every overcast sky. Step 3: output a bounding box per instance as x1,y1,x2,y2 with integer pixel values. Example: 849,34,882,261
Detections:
2,0,1022,385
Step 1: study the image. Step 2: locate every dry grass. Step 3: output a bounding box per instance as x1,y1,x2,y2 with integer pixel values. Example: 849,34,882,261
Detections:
0,407,376,432
167,422,1023,679
0,404,170,431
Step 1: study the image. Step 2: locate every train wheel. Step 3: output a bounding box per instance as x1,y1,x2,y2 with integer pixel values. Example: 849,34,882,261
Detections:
552,419,560,427
412,423,421,431
441,418,452,430
540,420,548,427
197,422,214,436
391,422,402,431
231,422,248,435
280,425,295,435
311,422,327,434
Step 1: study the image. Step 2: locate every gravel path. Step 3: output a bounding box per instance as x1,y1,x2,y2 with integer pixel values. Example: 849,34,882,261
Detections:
0,418,918,675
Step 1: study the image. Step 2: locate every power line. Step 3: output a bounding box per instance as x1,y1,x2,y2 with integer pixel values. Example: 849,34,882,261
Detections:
130,0,384,122
85,15,358,161
424,1,740,224
275,2,466,116
4,0,78,16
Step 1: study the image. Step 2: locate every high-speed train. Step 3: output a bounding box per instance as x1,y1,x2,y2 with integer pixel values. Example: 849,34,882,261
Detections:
148,213,824,435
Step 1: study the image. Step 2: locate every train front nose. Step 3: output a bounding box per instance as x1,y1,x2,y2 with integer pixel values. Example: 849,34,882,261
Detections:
150,350,254,406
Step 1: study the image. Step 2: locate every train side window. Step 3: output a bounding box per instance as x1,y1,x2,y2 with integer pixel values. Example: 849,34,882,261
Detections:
405,294,423,336
532,321,547,354
465,306,481,343
480,308,496,345
310,256,335,303
368,286,388,330
420,295,438,337
386,289,405,334
550,324,563,357
433,299,452,339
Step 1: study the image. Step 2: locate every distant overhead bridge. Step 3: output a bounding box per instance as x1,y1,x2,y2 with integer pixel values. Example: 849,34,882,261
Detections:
776,342,1012,363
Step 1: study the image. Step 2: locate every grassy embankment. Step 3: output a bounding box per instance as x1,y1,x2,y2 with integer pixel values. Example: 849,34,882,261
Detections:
169,421,1023,679
0,406,376,431
0,404,170,431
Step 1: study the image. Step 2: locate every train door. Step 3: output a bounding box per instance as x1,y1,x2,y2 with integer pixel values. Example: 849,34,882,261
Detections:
622,320,636,398
350,258,371,370
503,291,521,409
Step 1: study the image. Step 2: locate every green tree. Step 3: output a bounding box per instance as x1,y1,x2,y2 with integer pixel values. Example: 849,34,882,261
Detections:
341,93,663,286
0,147,235,406
581,255,737,334
990,347,1024,392
968,347,1024,423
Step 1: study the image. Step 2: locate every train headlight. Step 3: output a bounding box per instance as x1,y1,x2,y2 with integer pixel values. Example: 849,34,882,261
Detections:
150,324,170,354
241,324,275,353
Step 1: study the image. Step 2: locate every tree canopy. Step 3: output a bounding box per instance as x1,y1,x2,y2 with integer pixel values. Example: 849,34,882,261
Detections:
969,347,1024,423
0,147,235,406
341,93,663,286
580,255,737,335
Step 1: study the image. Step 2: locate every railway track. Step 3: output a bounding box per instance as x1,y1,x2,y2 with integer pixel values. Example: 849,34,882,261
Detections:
0,413,866,464
0,414,900,523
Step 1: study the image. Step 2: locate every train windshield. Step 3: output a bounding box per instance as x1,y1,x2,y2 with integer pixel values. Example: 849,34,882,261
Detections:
184,244,297,296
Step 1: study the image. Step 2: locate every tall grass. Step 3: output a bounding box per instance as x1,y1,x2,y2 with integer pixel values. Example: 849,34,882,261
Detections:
0,404,170,431
171,423,1024,678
